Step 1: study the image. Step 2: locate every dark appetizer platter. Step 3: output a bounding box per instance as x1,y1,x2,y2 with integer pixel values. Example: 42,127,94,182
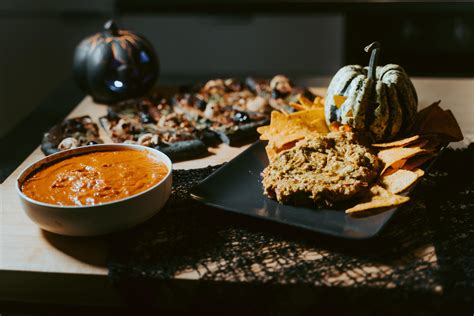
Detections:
41,116,104,155
41,75,320,161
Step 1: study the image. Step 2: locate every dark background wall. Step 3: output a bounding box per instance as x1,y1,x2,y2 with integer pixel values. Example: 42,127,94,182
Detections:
345,6,474,77
0,1,111,137
0,1,344,137
120,14,344,83
1,1,473,138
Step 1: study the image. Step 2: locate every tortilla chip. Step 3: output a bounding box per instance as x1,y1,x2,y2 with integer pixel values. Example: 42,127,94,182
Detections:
288,108,326,122
265,144,278,162
289,102,307,111
257,111,287,141
260,110,328,145
444,109,464,141
256,125,270,138
415,101,441,125
372,135,420,148
313,96,324,107
381,169,422,194
289,95,324,111
258,110,328,160
346,185,410,214
383,167,397,176
421,137,443,151
382,159,407,176
309,118,329,133
414,168,425,177
391,158,407,170
298,95,313,107
378,147,428,174
278,139,300,152
273,132,307,149
414,101,463,142
265,139,303,162
402,153,436,171
407,139,429,149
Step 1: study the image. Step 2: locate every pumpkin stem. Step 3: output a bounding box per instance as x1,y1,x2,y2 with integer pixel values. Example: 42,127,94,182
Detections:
104,20,120,36
364,42,380,80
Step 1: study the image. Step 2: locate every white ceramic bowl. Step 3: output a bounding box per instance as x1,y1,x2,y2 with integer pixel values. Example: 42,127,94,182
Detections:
16,144,172,236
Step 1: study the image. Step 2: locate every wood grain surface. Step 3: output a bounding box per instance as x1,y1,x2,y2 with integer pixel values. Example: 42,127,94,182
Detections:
1,78,473,281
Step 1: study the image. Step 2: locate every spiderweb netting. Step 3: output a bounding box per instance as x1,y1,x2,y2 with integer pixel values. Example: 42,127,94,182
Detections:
108,145,474,311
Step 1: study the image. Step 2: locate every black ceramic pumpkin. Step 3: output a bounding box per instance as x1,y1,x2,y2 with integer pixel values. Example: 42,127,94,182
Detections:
73,20,159,104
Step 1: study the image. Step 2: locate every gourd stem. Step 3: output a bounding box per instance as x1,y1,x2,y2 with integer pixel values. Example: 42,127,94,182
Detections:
104,20,119,36
364,42,381,80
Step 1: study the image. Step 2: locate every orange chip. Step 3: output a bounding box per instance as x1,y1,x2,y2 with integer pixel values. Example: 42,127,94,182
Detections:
414,101,463,142
378,147,428,174
257,110,329,160
298,94,313,107
256,125,271,138
383,167,398,176
407,139,430,149
257,111,287,141
391,158,407,170
273,132,307,149
309,118,329,133
313,96,324,107
265,144,278,162
444,109,464,141
414,101,443,135
381,169,423,194
346,185,410,214
265,138,304,162
289,102,307,111
414,168,425,177
288,108,326,122
422,137,443,151
289,95,324,112
402,153,436,171
372,135,420,148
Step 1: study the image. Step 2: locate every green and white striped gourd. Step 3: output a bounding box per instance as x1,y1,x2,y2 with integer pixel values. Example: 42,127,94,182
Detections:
325,42,418,141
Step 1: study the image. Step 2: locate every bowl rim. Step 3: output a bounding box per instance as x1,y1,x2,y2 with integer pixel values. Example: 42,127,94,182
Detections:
16,143,173,210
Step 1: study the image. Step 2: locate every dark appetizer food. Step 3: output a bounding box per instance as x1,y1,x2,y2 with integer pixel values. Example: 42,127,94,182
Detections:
99,98,210,161
41,75,319,160
41,116,103,155
172,75,318,145
97,75,320,158
262,132,380,207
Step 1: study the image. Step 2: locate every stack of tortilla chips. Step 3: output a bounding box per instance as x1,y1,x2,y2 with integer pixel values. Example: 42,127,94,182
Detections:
257,95,329,161
258,96,464,215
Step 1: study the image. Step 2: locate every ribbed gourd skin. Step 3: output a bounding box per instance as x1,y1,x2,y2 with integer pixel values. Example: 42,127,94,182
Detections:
325,64,418,142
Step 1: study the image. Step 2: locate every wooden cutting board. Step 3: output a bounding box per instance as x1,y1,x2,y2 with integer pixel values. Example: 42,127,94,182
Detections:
0,79,473,279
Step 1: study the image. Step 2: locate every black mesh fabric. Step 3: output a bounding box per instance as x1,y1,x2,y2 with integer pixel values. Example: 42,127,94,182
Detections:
107,145,474,310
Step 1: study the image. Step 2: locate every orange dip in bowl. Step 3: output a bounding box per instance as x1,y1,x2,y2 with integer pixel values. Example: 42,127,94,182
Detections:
21,149,169,206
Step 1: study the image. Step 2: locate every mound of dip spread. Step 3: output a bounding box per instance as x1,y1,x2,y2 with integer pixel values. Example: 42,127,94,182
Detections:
22,150,168,206
262,132,380,207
